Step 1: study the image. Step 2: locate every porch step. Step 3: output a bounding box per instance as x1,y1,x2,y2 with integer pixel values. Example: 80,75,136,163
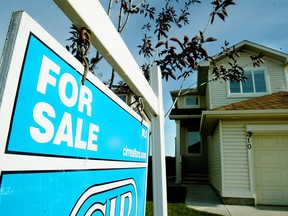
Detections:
182,173,209,184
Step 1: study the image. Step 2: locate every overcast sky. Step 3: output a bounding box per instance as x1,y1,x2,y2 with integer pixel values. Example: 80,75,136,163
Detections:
1,0,288,156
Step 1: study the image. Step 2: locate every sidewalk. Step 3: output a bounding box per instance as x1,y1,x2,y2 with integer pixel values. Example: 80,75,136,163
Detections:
184,184,288,216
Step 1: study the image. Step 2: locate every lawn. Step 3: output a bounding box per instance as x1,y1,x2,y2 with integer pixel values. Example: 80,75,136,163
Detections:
145,202,222,216
145,183,223,216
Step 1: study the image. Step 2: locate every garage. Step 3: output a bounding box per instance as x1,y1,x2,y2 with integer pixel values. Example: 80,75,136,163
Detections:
253,135,288,206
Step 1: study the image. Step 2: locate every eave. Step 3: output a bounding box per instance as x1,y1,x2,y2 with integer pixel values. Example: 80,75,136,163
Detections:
200,109,288,135
169,108,204,120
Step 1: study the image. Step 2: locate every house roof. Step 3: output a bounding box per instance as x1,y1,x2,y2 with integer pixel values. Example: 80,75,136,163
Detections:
211,40,288,63
213,91,288,111
197,40,288,92
201,91,288,135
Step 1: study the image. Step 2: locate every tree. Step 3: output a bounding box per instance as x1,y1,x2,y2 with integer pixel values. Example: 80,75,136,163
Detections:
66,0,264,108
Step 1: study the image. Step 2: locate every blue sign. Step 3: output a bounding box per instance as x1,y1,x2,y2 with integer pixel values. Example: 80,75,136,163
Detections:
0,14,149,216
0,169,147,215
6,34,149,163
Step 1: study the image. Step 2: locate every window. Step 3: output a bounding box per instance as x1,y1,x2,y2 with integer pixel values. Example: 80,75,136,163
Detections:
229,70,268,95
187,130,201,155
185,96,199,108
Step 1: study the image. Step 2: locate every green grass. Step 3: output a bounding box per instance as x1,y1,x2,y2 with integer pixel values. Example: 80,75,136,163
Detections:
145,202,222,216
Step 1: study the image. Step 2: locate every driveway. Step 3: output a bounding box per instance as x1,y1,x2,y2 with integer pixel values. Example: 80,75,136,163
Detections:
185,184,288,216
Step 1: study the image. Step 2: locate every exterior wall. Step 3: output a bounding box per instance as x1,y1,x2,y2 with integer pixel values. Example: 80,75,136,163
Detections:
208,124,222,192
220,120,288,199
207,51,287,109
177,94,206,109
205,82,212,110
221,121,252,198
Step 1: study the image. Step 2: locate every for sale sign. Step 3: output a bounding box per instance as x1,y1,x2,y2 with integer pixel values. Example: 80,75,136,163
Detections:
0,11,149,215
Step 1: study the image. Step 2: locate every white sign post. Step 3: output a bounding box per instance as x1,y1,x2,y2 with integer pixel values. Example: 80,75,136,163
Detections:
150,66,168,216
53,0,168,215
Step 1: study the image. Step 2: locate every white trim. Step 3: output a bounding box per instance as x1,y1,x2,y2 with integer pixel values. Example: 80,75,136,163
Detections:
221,191,254,198
203,109,288,116
227,68,270,98
184,95,200,108
247,136,255,196
0,154,147,171
219,120,225,196
246,124,288,133
208,72,213,109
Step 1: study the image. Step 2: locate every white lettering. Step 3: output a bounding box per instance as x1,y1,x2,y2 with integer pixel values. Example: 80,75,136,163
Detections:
78,85,92,117
37,55,60,94
109,197,116,216
120,192,132,216
30,102,55,143
87,123,99,151
31,55,100,153
53,112,73,147
70,179,137,216
85,203,106,215
59,73,78,107
75,118,86,150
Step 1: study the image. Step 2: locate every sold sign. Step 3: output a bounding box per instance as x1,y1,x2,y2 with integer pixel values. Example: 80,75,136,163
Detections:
0,12,149,215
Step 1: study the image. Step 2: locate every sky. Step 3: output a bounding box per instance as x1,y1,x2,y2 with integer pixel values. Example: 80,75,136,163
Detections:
1,0,288,156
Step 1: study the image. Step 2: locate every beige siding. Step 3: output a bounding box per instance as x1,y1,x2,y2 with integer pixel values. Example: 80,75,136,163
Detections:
208,124,222,192
205,83,211,110
266,58,287,92
221,121,250,192
208,51,287,109
177,94,206,109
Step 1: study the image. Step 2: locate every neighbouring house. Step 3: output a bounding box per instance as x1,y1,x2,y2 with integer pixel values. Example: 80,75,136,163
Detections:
169,40,288,206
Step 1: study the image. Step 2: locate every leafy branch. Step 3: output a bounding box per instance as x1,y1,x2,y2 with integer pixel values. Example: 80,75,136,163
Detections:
66,0,265,115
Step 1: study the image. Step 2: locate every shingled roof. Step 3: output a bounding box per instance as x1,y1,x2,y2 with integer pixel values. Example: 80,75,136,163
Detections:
213,91,288,111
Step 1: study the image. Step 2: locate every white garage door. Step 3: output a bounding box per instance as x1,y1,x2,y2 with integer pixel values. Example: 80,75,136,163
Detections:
253,135,288,206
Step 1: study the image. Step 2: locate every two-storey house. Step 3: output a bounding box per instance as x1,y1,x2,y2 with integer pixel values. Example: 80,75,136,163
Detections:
169,40,288,206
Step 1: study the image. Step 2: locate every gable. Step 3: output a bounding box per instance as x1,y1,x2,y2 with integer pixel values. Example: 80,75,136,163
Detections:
198,41,288,110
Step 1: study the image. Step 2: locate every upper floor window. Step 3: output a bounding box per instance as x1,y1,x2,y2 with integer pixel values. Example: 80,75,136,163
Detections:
229,70,268,96
184,96,200,108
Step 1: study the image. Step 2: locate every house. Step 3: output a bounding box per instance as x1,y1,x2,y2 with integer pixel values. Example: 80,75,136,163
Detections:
169,40,288,206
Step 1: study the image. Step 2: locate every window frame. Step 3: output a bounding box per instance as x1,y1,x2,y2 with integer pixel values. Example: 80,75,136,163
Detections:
184,95,200,108
227,68,269,98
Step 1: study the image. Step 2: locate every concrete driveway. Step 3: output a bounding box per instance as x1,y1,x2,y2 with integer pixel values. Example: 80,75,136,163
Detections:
185,184,288,216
